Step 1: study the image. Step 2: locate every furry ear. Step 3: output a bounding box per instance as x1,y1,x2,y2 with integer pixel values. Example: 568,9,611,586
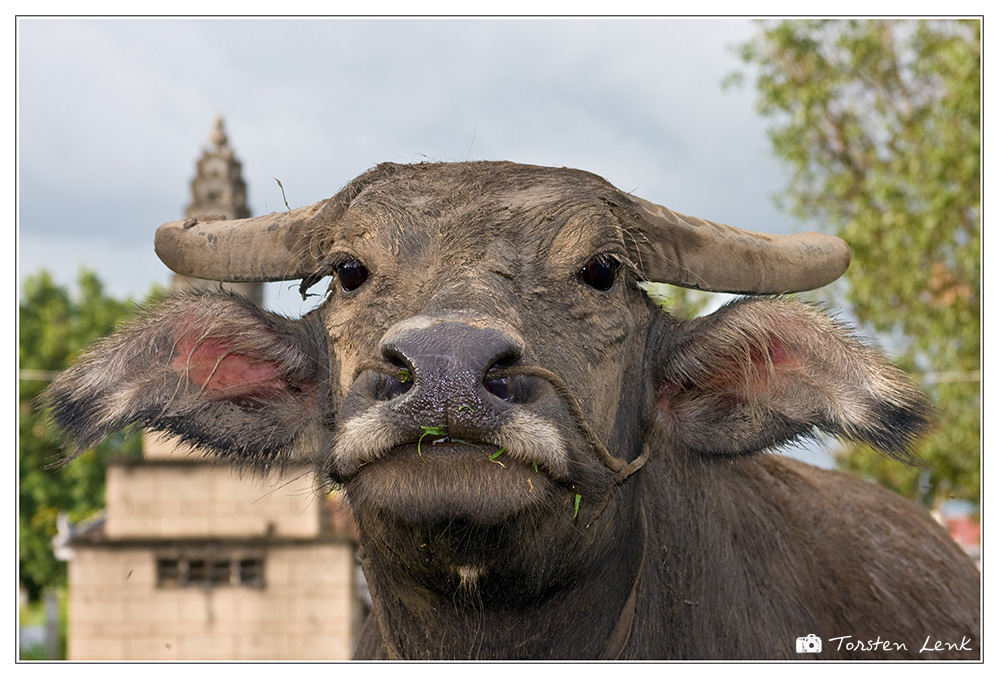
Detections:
43,292,329,464
654,298,931,461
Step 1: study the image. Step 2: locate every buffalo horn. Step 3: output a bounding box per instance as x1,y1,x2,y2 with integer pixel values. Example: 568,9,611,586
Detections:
154,198,335,282
625,194,851,294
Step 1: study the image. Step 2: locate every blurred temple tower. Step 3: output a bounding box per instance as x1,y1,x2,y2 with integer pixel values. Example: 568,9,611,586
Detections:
58,119,362,660
173,116,262,305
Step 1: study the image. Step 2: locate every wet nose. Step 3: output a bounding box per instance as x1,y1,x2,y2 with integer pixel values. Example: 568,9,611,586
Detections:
378,321,524,407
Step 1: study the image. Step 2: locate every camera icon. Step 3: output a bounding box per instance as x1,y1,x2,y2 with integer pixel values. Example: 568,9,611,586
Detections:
796,634,823,653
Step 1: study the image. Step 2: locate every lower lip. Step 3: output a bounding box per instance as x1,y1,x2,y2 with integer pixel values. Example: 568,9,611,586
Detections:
347,443,550,525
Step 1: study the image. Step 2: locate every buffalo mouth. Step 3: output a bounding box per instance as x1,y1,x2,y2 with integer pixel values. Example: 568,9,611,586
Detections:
344,441,563,527
324,357,616,525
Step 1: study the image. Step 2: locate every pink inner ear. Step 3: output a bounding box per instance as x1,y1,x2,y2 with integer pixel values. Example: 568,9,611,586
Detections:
746,338,794,387
762,340,792,367
173,333,287,401
735,336,801,396
659,335,799,415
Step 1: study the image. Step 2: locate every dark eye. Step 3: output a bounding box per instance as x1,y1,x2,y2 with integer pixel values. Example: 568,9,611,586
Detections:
336,259,369,292
578,255,621,291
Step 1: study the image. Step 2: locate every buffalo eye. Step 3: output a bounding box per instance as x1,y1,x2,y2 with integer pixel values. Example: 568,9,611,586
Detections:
578,255,621,291
336,259,369,292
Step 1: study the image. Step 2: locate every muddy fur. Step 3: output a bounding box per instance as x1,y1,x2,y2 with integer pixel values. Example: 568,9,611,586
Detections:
44,161,979,660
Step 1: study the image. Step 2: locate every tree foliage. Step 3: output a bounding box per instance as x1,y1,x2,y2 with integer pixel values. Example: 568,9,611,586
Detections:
18,270,159,600
733,19,980,508
640,282,712,321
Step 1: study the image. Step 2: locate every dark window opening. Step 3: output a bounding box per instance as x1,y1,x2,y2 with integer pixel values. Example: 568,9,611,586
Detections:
156,554,265,589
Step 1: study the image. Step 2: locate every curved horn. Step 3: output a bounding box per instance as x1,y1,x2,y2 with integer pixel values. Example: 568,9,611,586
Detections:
154,197,337,282
624,194,851,294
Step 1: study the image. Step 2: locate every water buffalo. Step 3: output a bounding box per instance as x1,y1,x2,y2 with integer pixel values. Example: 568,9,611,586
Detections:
45,161,979,659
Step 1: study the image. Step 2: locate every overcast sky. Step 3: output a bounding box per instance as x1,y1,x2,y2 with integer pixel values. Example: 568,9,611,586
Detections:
16,16,805,316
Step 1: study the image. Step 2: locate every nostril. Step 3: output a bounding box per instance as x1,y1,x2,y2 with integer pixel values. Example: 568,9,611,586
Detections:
373,354,415,401
381,373,414,400
483,377,511,401
483,349,522,402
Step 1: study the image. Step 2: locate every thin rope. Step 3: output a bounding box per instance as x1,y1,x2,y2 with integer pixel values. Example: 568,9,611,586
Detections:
491,364,650,482
598,504,647,659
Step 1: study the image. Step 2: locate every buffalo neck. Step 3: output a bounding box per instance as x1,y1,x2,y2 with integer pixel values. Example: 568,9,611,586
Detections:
356,487,648,660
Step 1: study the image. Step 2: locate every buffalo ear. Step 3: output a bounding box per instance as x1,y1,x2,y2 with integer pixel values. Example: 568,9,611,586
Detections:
654,298,931,461
43,292,329,464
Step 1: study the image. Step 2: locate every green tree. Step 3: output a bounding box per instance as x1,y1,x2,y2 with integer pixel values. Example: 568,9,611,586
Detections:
19,269,158,600
732,19,980,508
